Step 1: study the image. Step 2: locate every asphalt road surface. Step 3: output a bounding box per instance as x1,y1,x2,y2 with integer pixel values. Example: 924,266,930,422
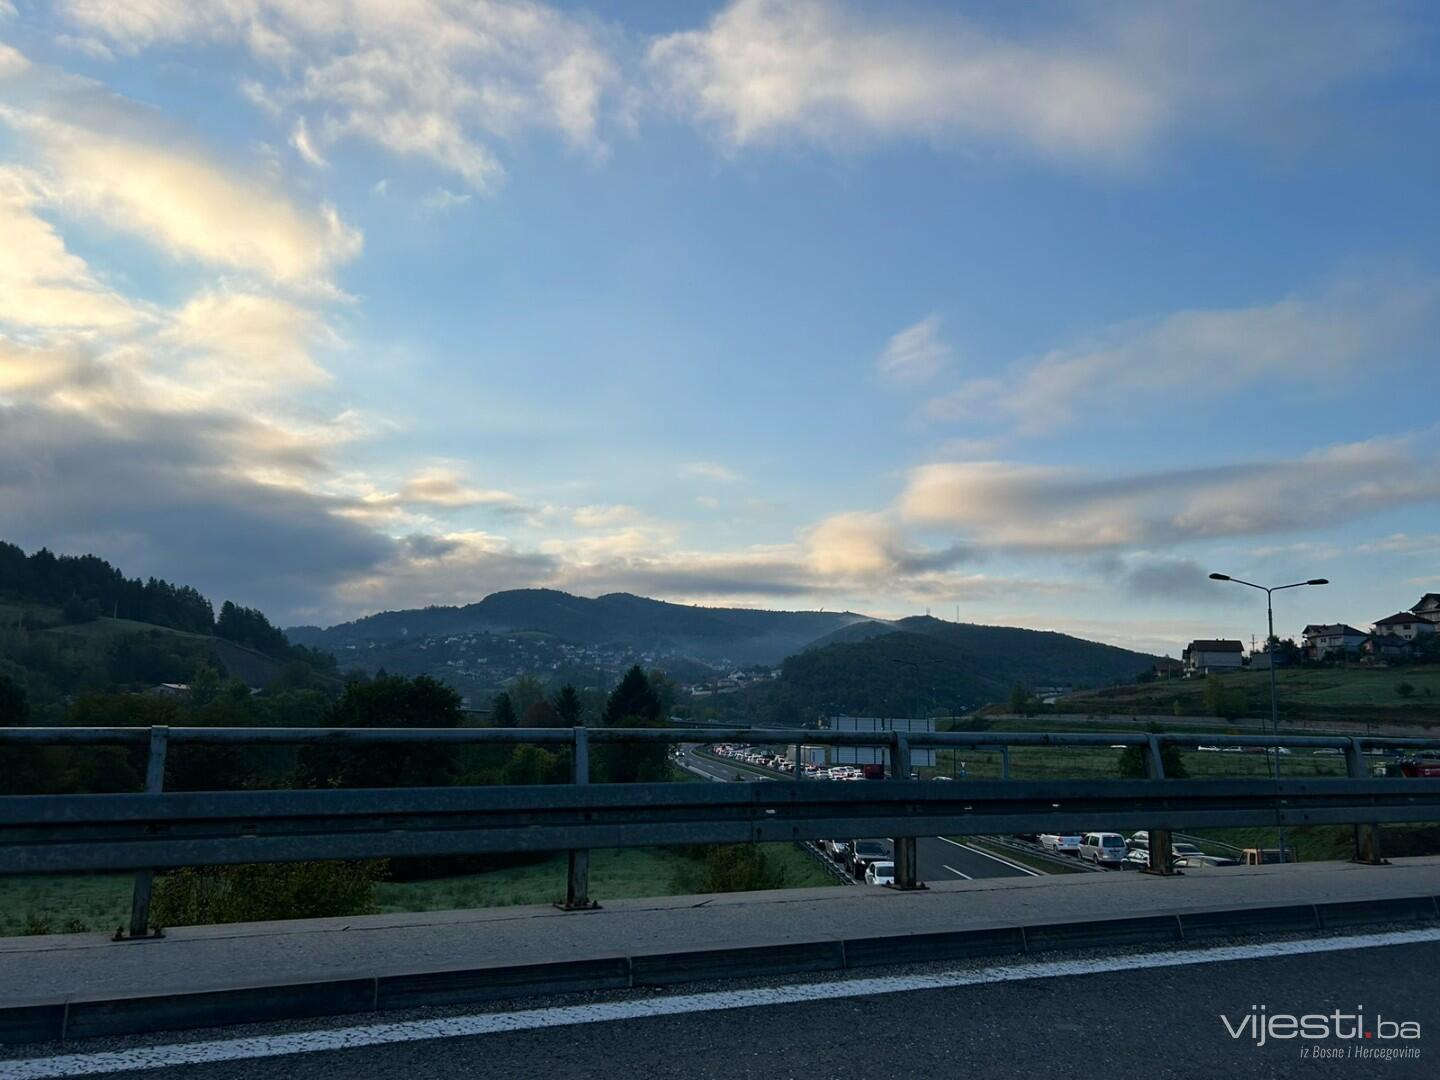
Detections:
677,747,1032,882
18,934,1436,1079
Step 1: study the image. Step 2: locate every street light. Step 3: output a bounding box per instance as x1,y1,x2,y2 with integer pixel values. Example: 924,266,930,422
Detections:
1208,573,1329,860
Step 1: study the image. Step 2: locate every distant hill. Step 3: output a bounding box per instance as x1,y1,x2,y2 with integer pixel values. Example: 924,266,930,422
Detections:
288,589,871,665
771,616,1158,717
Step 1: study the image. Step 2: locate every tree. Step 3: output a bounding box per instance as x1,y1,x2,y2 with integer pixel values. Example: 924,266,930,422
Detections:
553,684,583,726
596,665,668,783
491,692,517,728
604,665,662,726
1397,681,1417,699
1117,725,1189,779
1203,675,1246,720
1008,681,1032,715
522,698,565,728
298,674,463,789
0,674,27,723
506,674,546,720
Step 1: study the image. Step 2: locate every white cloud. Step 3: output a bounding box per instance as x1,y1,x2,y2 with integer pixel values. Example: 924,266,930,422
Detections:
162,290,334,390
649,1,1409,163
899,438,1440,553
877,314,951,384
289,116,327,167
924,277,1440,435
59,0,623,193
683,461,742,483
387,468,522,511
421,187,472,213
0,167,144,330
0,95,361,288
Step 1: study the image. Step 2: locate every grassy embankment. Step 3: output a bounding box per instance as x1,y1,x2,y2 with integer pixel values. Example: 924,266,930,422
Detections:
0,764,834,937
1051,666,1440,732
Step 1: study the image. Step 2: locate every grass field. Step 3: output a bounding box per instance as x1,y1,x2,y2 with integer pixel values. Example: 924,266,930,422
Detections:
1058,666,1440,722
0,841,835,937
922,745,1352,782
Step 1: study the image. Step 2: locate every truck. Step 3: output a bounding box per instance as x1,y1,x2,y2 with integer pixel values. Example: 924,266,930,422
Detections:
861,763,886,780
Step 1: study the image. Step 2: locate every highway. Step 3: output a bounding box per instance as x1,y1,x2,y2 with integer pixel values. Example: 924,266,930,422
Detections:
10,932,1435,1078
677,746,1034,882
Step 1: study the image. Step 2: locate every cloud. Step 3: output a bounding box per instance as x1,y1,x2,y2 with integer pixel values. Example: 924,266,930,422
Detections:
421,187,472,214
386,468,522,511
0,51,361,289
289,116,327,168
1122,556,1219,601
0,401,393,617
59,0,623,193
924,276,1440,435
1357,533,1440,556
899,438,1440,553
0,167,144,330
648,1,1408,163
877,314,951,383
162,290,334,390
804,511,969,581
649,0,1160,160
683,461,742,483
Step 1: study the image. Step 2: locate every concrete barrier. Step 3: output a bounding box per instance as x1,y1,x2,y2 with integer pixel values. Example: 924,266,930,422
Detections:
4,894,1437,1046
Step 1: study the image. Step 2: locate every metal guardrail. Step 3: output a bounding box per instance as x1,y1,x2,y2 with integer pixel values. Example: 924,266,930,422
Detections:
3,725,1436,937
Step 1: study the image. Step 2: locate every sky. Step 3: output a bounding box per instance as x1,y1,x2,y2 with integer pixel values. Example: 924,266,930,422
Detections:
1,0,1438,655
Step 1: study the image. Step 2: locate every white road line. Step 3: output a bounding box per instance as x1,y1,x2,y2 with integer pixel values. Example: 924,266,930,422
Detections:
935,837,1041,877
9,928,1440,1078
941,864,972,880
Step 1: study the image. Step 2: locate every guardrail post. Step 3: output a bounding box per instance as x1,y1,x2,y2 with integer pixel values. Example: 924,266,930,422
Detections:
793,738,805,780
1346,738,1387,865
560,726,598,910
889,733,923,890
1141,735,1177,877
122,725,168,939
999,745,1010,780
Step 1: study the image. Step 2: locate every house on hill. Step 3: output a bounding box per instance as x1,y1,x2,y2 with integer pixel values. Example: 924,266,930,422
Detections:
1302,624,1367,661
1412,593,1440,624
1372,612,1438,643
1182,639,1243,675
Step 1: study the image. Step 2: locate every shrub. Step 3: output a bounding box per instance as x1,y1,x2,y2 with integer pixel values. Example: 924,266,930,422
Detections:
152,861,384,927
672,844,788,894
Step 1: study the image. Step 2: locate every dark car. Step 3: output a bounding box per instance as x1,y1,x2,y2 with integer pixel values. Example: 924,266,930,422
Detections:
848,839,893,877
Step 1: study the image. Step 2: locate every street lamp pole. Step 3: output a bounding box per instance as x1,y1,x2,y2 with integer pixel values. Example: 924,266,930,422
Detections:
1208,573,1328,861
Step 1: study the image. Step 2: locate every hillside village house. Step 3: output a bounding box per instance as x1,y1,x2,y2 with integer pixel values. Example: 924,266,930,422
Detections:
1182,639,1244,675
1372,611,1438,642
1302,623,1367,660
1413,593,1440,623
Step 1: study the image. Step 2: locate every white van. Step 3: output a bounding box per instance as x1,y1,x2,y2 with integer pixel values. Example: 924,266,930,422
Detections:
1079,832,1127,865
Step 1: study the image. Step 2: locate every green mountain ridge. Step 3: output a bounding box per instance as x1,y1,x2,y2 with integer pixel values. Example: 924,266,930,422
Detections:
287,589,872,665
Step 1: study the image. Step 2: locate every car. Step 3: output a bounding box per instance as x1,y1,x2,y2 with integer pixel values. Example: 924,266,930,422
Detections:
848,839,892,876
1171,842,1205,859
1128,831,1149,849
1078,832,1127,865
1197,745,1220,752
931,775,954,782
822,839,850,859
1122,848,1151,869
1177,854,1239,868
865,861,896,886
1039,833,1081,855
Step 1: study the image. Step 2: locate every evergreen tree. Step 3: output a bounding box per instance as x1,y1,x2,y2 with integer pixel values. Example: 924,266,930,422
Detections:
491,691,517,728
596,665,668,783
553,684,583,726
